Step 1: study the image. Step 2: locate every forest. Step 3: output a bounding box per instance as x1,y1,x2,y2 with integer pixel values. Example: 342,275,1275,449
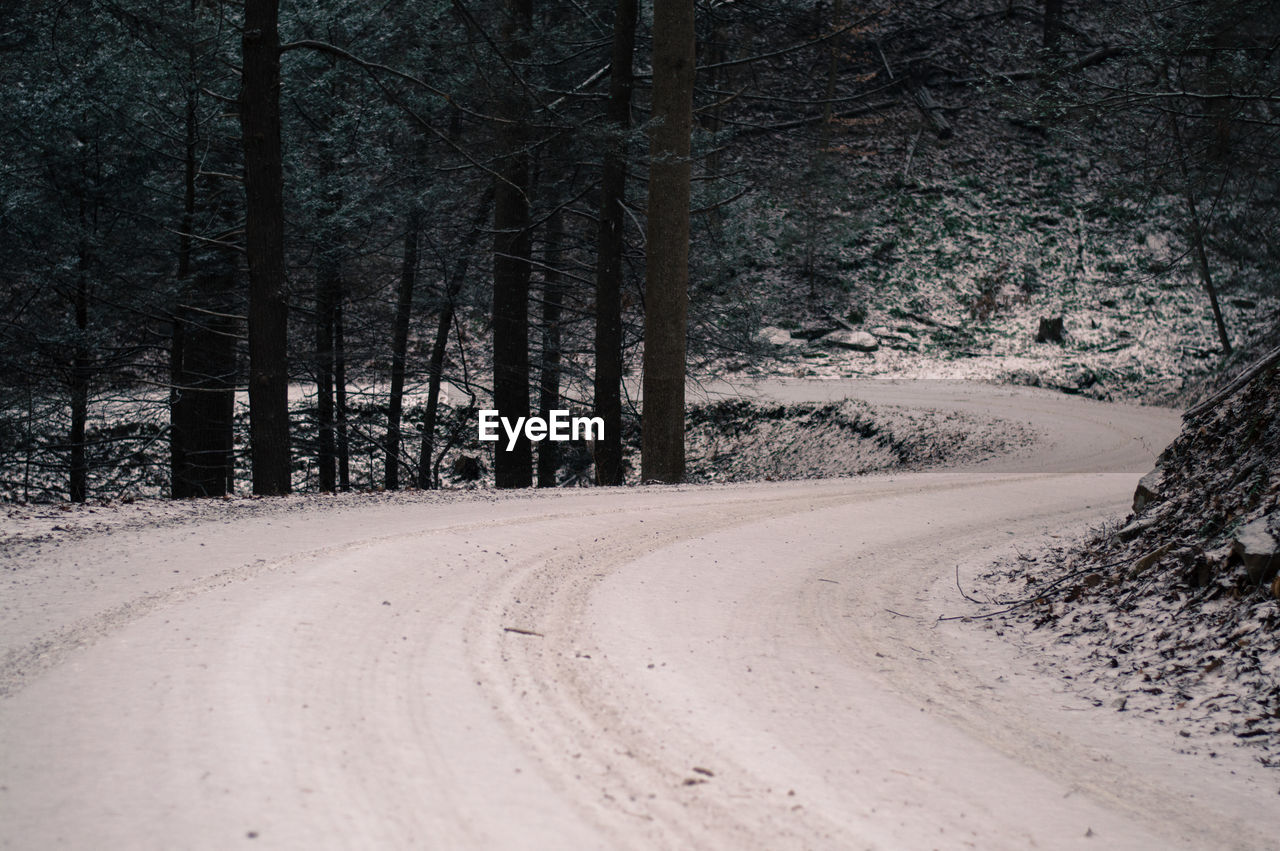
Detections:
5,3,1280,844
2,0,1277,502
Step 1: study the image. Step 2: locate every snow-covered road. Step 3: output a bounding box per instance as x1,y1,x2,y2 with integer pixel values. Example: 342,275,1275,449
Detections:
3,382,1277,849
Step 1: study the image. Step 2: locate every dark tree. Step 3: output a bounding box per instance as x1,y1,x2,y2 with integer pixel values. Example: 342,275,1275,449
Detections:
641,0,696,484
241,0,291,494
313,262,339,492
1043,0,1064,49
170,27,238,500
419,194,491,489
334,291,351,491
492,0,535,488
593,0,638,486
170,271,237,498
538,210,566,488
1168,114,1231,356
69,234,90,503
385,208,420,489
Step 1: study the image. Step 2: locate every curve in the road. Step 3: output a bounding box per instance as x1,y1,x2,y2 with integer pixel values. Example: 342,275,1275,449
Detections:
6,382,1277,850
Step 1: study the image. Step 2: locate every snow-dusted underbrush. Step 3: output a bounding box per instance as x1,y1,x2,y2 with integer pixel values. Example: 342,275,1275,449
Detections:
1,386,1034,502
970,355,1280,765
680,398,1034,483
0,383,488,503
709,72,1280,404
732,170,1280,402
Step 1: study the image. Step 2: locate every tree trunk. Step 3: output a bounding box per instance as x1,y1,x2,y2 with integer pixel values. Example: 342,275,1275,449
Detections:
641,0,695,484
241,0,291,494
334,293,351,491
538,210,565,487
1043,0,1063,49
312,141,343,494
820,0,843,150
69,271,89,504
592,0,637,487
171,5,236,499
171,273,237,497
69,170,96,505
171,79,197,497
492,0,534,489
1170,114,1232,356
170,309,186,493
418,194,492,489
314,266,337,492
702,17,730,236
1206,28,1233,161
385,208,420,489
420,308,454,490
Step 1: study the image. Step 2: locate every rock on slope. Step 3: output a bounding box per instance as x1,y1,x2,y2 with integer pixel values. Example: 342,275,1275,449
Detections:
973,348,1280,763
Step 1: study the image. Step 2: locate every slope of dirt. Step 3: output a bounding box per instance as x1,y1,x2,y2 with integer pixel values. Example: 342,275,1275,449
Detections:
968,351,1280,764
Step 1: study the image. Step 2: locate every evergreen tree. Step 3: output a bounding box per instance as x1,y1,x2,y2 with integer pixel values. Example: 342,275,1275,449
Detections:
641,0,696,484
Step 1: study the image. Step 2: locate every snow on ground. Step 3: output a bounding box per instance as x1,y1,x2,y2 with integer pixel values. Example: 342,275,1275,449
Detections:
1,372,1042,500
964,532,1280,769
717,121,1280,407
5,378,1276,850
0,378,483,503
682,396,1037,483
740,280,1280,403
963,358,1280,768
0,489,454,564
7,383,1279,849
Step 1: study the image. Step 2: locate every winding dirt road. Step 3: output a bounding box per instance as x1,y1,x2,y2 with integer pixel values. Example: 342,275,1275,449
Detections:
3,382,1278,849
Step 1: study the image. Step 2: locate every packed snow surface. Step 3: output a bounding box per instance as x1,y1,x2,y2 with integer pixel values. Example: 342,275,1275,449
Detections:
3,381,1278,849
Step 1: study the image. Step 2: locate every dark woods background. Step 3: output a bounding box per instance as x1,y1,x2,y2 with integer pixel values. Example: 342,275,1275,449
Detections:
1,0,1277,501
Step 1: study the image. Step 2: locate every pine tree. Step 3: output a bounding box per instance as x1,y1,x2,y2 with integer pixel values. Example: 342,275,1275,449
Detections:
593,0,638,486
641,0,696,484
242,0,291,494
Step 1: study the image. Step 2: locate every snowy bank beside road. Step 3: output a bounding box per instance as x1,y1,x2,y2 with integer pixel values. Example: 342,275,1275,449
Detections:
682,397,1036,483
968,351,1280,766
